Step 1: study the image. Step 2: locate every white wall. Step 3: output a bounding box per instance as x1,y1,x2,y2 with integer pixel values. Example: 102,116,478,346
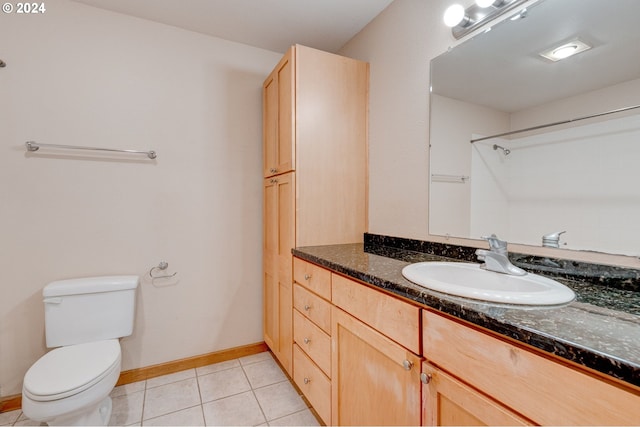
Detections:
470,115,640,255
340,0,452,240
0,0,281,397
429,94,509,238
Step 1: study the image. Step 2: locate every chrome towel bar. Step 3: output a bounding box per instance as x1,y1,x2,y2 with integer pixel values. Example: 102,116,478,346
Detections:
431,174,469,183
25,141,157,159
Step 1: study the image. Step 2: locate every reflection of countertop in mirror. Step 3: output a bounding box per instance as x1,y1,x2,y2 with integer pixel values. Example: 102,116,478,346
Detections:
292,242,640,388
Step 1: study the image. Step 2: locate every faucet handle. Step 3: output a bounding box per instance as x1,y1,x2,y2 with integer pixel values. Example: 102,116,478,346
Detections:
542,231,566,248
481,234,508,254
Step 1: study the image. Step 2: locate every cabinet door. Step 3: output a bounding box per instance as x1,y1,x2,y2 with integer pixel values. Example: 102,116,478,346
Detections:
421,362,531,426
332,306,422,426
263,173,295,375
263,47,294,178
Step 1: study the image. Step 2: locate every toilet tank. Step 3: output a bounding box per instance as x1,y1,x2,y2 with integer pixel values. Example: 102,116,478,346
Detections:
43,275,139,347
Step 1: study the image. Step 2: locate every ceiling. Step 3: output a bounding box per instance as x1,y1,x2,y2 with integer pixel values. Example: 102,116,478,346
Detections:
432,0,640,112
71,0,394,54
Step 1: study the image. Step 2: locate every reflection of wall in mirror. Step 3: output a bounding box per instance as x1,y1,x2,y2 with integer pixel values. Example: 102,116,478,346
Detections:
433,78,640,255
429,94,508,238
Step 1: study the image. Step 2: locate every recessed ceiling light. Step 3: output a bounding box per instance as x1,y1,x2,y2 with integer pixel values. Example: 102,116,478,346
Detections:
539,38,592,62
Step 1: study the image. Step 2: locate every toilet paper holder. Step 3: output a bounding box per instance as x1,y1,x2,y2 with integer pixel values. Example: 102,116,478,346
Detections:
149,261,177,279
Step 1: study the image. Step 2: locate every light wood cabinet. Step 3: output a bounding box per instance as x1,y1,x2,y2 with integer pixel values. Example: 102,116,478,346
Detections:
293,258,334,424
262,45,368,378
263,173,295,374
421,361,532,426
332,305,422,426
422,310,640,426
263,49,294,178
293,283,331,334
331,273,420,353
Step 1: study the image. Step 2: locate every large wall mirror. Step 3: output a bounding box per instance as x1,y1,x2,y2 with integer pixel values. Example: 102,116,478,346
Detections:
429,0,640,257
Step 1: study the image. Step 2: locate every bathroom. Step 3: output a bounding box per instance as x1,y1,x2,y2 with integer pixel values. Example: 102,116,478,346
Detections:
2,0,639,425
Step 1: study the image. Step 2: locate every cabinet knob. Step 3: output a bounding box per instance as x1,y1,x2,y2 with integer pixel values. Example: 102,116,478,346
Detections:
420,372,432,384
402,360,414,371
270,178,278,184
304,274,312,280
303,337,311,344
270,168,277,173
303,377,311,384
304,304,311,311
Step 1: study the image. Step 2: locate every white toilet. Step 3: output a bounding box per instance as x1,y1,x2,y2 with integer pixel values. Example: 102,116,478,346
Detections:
22,275,139,426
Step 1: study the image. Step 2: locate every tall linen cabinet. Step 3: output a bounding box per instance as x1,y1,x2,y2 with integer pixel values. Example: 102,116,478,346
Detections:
263,45,368,375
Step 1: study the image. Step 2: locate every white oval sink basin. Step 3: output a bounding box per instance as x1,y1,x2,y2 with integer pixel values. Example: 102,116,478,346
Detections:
402,262,575,306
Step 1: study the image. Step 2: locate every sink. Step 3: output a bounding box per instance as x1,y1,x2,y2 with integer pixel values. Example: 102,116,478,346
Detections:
402,262,575,306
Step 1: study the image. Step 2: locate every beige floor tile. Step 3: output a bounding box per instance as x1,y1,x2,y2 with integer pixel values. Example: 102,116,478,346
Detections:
253,381,307,421
12,419,43,426
142,405,204,426
146,369,195,389
268,409,320,426
239,351,273,366
198,367,251,403
0,410,21,426
12,413,45,426
111,380,146,398
110,389,145,426
242,358,287,389
201,391,265,426
196,359,240,376
143,378,201,420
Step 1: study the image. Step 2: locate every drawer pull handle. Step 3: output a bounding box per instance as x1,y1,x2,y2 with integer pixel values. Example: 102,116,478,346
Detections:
303,337,311,344
402,360,414,371
304,304,311,311
303,377,311,384
420,372,432,384
304,274,312,280
270,168,277,173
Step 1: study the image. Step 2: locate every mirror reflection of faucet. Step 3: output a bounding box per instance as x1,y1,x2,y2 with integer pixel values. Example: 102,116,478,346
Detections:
542,231,566,248
475,234,527,276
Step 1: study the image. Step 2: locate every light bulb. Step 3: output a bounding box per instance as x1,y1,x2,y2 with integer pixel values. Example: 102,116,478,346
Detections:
443,4,466,27
476,0,495,7
552,45,579,59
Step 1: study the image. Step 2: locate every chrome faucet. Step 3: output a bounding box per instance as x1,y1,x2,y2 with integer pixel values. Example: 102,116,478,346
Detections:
475,234,527,276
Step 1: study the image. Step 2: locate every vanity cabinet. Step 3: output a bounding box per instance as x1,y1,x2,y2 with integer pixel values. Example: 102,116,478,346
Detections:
421,361,532,426
422,310,640,426
262,45,368,377
292,258,333,423
331,273,422,426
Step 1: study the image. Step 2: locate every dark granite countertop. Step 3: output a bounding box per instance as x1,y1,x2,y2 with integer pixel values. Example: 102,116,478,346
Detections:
292,242,640,389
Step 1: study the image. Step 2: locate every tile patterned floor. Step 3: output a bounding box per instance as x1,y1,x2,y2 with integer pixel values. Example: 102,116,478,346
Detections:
1,351,320,426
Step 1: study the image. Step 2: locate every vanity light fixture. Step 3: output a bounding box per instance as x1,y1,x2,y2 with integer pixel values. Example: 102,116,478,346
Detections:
444,0,528,40
539,39,592,62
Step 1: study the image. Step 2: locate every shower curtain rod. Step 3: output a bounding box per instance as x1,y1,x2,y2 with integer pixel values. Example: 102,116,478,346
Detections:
470,104,640,144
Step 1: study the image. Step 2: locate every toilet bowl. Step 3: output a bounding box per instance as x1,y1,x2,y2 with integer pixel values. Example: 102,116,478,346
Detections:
22,340,121,426
22,275,138,426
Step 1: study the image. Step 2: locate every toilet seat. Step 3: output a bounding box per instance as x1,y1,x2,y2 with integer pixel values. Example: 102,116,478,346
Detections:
23,340,121,401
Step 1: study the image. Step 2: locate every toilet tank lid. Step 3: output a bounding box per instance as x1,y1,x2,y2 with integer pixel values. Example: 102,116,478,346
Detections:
43,275,139,297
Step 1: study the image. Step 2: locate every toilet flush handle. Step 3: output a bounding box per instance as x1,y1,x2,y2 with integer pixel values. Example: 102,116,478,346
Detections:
43,297,63,304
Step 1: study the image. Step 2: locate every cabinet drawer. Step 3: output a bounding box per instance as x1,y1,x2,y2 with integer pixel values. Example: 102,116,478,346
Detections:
332,273,420,354
422,310,640,426
293,257,331,300
293,309,331,376
293,283,331,334
293,344,331,425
